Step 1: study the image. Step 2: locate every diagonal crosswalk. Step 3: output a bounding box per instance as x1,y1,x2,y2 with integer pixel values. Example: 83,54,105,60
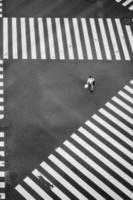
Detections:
114,0,133,11
2,17,133,61
15,80,133,200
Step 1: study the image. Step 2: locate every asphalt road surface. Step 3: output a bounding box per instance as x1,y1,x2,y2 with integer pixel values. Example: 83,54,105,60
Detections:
0,0,133,200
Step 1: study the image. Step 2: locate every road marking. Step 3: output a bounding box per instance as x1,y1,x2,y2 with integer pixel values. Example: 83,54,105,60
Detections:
124,85,133,94
114,0,133,11
125,25,133,54
12,18,18,59
3,18,8,59
15,185,36,200
20,18,28,59
29,18,37,59
0,0,2,18
118,90,133,104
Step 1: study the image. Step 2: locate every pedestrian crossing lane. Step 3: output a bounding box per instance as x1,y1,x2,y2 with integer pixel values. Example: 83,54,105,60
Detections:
114,0,133,11
3,17,133,60
15,80,133,200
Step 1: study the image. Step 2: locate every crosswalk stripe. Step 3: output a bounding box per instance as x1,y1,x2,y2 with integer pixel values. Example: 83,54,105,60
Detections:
112,96,133,114
37,18,46,59
98,18,112,60
40,161,88,200
92,114,133,148
32,169,71,200
20,18,28,59
81,18,93,60
105,102,133,124
118,90,133,104
0,161,5,167
99,108,133,136
79,126,133,172
0,193,5,199
114,0,133,11
122,0,133,6
3,18,8,59
64,18,74,59
15,185,36,200
90,18,102,60
12,18,18,59
63,141,133,199
49,154,106,200
55,18,65,60
0,182,5,188
72,18,84,60
46,18,56,59
124,85,133,94
115,18,130,60
71,133,133,185
125,25,133,53
29,18,37,59
24,177,53,200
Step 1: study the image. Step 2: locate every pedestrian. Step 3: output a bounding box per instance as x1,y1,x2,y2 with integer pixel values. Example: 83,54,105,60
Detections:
84,76,95,93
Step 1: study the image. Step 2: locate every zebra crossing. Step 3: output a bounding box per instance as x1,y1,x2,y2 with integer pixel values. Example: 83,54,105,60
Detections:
114,0,133,11
15,80,133,200
0,0,2,18
2,17,133,61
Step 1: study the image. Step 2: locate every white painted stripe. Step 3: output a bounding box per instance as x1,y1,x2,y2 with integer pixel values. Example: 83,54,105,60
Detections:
0,89,4,94
129,5,133,10
64,18,74,59
29,18,37,59
0,14,2,18
130,80,133,84
125,25,133,53
0,106,4,111
0,161,5,167
24,177,53,200
0,132,4,137
0,98,4,103
118,90,133,104
55,18,65,60
20,18,27,59
0,172,5,177
98,18,112,60
0,68,3,72
90,18,102,60
72,18,84,59
38,18,46,59
0,82,3,87
115,19,130,60
112,96,133,114
0,182,5,188
99,108,133,136
71,133,133,185
0,115,4,119
0,151,4,157
81,18,93,60
92,114,133,149
32,169,71,200
124,85,133,94
49,154,106,200
46,18,55,59
80,126,132,172
0,60,3,64
0,193,5,199
40,161,87,200
12,18,18,59
64,141,132,199
122,0,133,6
15,185,36,200
3,18,8,59
0,74,3,79
106,102,133,124
0,142,4,147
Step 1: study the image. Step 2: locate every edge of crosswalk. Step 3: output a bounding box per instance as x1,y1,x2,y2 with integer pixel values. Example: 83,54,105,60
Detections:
114,0,133,11
15,79,133,200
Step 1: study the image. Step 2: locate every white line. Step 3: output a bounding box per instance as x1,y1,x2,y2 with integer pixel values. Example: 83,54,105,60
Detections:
0,106,4,111
0,89,4,94
0,74,3,79
130,80,133,84
81,18,93,60
80,126,132,172
98,18,112,60
46,18,55,59
0,60,3,64
24,177,53,200
0,82,4,86
29,18,37,59
55,18,65,60
0,151,5,156
112,96,133,114
0,98,4,103
0,68,3,72
0,132,4,137
118,90,133,104
49,154,106,200
40,161,88,200
0,172,5,177
0,161,5,167
0,142,4,147
99,108,133,136
71,133,133,185
3,18,8,59
0,193,5,199
0,182,5,188
129,5,133,10
125,25,133,54
0,115,4,119
20,18,28,59
124,85,133,94
38,18,46,59
90,18,102,60
64,18,74,59
105,102,133,124
122,0,133,6
63,141,132,199
32,169,71,200
72,18,84,59
15,185,36,200
12,18,18,59
115,18,130,60
92,114,133,149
